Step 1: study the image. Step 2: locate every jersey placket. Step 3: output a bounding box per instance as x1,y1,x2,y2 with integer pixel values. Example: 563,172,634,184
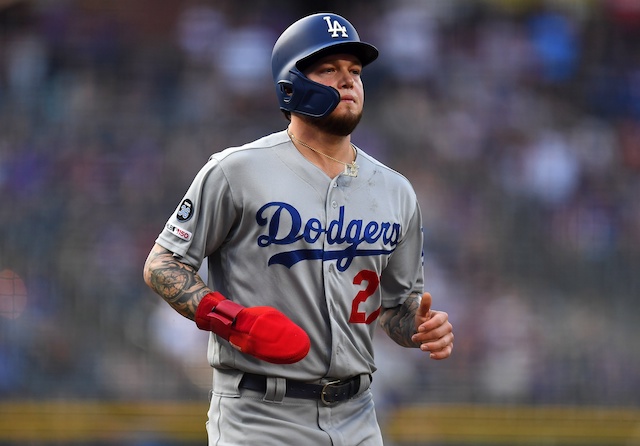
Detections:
323,176,349,377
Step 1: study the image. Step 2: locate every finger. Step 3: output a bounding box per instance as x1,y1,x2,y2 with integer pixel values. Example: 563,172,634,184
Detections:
419,333,454,360
428,342,454,360
415,293,433,333
412,320,453,346
417,310,449,334
418,292,432,319
419,331,454,353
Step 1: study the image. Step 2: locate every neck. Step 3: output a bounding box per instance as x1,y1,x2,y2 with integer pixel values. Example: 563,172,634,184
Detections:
286,125,359,178
287,122,351,156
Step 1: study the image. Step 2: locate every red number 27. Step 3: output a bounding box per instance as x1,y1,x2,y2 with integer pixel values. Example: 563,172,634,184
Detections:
349,270,381,324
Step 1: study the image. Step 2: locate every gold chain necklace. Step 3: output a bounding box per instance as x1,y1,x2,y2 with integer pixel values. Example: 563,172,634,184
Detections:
287,129,359,177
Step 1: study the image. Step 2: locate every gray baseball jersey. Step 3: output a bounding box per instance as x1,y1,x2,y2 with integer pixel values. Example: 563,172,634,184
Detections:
156,129,424,381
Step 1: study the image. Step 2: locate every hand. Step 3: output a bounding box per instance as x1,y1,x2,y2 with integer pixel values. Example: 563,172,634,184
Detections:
411,292,454,359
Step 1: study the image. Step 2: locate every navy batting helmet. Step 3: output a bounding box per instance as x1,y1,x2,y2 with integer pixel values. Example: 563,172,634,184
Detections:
271,13,379,118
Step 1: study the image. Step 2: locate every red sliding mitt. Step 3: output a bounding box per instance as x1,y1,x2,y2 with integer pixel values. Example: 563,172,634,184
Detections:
195,292,310,364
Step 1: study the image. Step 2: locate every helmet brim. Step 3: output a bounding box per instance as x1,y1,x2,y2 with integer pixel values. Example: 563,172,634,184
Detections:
296,41,379,73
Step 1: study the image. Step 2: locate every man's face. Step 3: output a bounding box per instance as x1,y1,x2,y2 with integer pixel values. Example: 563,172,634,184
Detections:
302,53,364,136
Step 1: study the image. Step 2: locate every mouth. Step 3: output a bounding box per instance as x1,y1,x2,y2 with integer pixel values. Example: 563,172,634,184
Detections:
341,95,356,103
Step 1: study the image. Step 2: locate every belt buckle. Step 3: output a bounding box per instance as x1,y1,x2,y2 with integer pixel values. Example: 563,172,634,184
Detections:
320,379,341,405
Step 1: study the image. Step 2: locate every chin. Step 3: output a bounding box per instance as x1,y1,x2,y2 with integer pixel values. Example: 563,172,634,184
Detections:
305,109,363,136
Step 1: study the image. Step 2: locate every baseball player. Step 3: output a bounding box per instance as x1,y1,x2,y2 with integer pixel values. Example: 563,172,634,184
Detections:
143,12,454,445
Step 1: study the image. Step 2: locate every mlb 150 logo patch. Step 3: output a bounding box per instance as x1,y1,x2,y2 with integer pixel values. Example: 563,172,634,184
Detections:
166,223,192,242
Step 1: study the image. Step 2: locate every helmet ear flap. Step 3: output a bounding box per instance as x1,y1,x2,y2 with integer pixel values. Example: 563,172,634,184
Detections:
276,68,340,118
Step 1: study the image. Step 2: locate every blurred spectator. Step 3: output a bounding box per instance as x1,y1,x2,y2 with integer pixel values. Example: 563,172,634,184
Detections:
374,2,441,83
527,8,580,84
176,3,227,67
477,289,539,402
521,130,581,207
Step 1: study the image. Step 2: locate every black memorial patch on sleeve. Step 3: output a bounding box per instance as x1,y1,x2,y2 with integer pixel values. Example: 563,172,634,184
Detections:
176,199,194,222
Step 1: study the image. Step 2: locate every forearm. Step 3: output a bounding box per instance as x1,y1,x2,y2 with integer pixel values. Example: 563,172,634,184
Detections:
378,293,421,348
143,243,210,320
143,244,311,363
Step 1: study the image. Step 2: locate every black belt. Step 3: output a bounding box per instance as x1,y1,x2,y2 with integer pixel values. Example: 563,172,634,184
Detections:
239,373,370,405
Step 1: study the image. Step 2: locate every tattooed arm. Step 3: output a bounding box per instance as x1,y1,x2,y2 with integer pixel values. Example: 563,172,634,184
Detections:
143,243,210,320
143,243,311,363
379,292,422,348
379,292,454,360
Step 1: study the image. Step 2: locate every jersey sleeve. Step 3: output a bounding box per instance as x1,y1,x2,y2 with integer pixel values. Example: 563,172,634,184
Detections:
379,198,424,308
155,157,238,270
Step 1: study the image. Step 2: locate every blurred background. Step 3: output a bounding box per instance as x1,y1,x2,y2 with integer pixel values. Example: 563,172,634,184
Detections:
1,0,639,444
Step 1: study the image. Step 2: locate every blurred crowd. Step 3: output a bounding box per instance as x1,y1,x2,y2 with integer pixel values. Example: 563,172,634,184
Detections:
1,0,639,417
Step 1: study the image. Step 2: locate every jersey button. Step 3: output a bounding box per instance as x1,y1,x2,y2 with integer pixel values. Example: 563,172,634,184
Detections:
331,200,338,208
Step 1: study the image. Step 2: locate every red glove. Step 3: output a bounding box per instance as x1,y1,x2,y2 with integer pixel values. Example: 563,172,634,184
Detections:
195,292,310,364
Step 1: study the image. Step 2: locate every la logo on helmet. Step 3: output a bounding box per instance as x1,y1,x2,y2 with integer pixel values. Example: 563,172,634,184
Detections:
323,16,348,38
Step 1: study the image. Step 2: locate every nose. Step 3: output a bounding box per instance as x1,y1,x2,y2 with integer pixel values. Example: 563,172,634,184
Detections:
338,69,355,89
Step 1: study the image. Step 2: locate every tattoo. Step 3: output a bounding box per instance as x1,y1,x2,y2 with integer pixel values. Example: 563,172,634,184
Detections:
143,244,210,320
379,293,420,348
